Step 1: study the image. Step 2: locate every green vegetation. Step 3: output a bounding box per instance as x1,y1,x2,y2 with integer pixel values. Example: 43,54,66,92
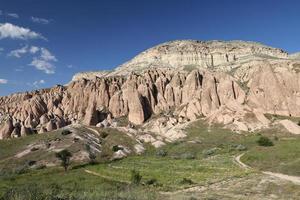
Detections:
131,170,142,185
55,149,72,171
257,136,274,146
0,120,299,198
242,137,300,176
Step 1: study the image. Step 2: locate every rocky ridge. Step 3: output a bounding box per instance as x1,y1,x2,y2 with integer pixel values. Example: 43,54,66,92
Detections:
1,40,300,140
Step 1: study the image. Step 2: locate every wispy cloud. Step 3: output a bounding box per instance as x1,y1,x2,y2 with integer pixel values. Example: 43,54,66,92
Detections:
30,59,55,74
31,16,51,24
30,48,57,74
0,23,45,40
9,45,57,74
26,79,46,88
8,45,29,58
30,46,39,54
40,48,57,61
8,45,42,58
0,79,8,84
7,13,19,18
33,79,45,87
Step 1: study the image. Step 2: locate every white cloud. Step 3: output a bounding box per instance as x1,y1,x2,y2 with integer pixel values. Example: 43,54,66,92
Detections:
29,46,39,54
0,23,45,40
7,13,19,18
30,47,57,74
9,46,41,58
8,45,28,58
0,79,8,84
31,17,50,24
40,48,57,61
30,58,55,74
9,45,57,74
33,79,45,87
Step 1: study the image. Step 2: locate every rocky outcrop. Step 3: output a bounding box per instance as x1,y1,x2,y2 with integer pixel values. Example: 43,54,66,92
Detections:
1,40,300,139
0,118,14,139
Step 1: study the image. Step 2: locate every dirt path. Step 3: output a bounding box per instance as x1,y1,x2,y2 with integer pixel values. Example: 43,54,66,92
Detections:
234,153,300,185
234,153,251,169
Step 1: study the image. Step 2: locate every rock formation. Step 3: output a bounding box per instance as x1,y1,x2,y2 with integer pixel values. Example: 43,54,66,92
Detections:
1,40,300,139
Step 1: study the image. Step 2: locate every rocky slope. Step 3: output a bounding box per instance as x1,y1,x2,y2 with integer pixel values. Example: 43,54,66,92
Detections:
1,40,300,140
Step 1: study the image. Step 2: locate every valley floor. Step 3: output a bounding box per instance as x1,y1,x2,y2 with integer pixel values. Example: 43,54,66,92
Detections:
0,120,299,199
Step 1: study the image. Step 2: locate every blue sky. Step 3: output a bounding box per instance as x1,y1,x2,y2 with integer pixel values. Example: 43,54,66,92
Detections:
0,0,300,96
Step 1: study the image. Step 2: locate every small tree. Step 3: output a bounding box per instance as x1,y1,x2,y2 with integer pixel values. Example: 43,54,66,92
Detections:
257,136,274,147
55,149,72,171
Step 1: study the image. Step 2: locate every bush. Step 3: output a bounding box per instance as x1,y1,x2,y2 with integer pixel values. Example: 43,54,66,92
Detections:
27,160,36,166
100,131,109,138
61,129,72,135
112,145,123,152
257,136,274,147
55,149,72,171
156,149,167,157
130,170,142,185
236,144,247,151
145,178,157,185
179,178,194,185
202,148,217,157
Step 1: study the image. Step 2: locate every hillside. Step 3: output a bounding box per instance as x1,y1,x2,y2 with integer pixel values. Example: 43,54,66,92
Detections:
1,40,300,199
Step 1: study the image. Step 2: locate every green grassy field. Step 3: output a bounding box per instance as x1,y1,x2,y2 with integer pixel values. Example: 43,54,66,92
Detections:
242,137,300,176
0,120,299,199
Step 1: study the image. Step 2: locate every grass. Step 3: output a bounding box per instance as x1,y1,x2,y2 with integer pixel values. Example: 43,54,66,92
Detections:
87,154,251,191
0,120,300,199
0,167,159,200
242,136,300,176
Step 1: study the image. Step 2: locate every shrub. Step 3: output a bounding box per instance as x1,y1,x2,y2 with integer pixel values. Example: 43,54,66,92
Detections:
27,160,36,166
180,178,194,185
145,178,157,185
100,131,109,138
257,136,274,147
236,144,247,151
112,145,123,152
181,152,196,160
61,129,72,136
156,149,167,157
55,149,72,171
298,121,300,126
202,148,217,157
130,170,142,185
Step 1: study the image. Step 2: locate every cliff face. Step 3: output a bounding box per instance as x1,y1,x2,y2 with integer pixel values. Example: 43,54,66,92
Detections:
1,40,300,139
